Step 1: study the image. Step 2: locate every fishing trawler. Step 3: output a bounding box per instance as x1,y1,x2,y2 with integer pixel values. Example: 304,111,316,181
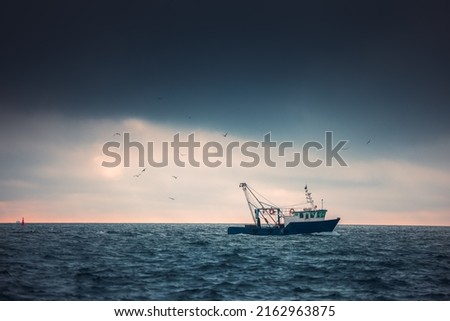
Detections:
228,183,340,235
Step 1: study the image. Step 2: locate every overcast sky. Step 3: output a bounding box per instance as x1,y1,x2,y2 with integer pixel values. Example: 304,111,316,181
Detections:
1,0,449,225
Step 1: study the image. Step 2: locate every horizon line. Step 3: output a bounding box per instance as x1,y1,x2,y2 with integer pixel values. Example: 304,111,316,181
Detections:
1,222,449,228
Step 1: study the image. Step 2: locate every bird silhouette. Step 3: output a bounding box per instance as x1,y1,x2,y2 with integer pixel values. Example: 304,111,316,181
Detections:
113,133,121,136
133,174,141,178
169,197,176,201
366,139,371,144
172,176,178,179
222,132,228,137
141,168,146,173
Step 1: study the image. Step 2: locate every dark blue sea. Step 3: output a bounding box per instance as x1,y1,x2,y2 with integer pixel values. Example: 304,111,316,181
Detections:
0,224,449,300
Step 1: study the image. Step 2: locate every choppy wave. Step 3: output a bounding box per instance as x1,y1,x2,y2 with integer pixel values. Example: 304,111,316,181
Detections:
0,223,449,300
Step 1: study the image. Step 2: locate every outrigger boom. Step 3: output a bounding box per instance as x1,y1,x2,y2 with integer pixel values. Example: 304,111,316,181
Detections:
228,183,340,235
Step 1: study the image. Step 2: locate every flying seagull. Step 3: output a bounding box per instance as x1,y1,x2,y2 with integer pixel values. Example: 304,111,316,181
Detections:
222,132,228,137
366,139,371,144
172,176,178,179
133,168,146,177
169,197,176,201
113,133,121,136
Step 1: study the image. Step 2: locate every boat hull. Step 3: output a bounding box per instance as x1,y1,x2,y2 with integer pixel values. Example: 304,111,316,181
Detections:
227,218,340,235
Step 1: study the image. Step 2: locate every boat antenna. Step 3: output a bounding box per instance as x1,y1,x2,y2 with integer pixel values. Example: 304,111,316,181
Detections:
305,184,315,209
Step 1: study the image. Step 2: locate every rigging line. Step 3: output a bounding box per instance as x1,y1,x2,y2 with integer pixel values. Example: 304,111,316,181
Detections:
259,212,276,227
248,184,307,210
259,209,278,225
247,185,278,207
253,190,277,207
246,185,267,209
245,185,279,226
279,202,308,208
248,202,258,209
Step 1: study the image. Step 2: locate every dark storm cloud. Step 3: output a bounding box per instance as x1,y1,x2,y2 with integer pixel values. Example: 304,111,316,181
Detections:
1,0,449,140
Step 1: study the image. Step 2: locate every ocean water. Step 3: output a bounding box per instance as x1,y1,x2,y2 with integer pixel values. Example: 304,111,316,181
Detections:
0,224,449,300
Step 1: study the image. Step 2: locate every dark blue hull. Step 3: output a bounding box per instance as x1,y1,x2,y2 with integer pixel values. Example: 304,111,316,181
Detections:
227,218,340,235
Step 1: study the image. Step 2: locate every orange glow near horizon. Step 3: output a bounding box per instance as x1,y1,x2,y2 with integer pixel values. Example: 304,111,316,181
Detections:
1,209,449,226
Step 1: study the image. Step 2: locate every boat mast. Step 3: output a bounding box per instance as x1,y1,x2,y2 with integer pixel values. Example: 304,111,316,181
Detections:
239,183,256,224
304,185,315,209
